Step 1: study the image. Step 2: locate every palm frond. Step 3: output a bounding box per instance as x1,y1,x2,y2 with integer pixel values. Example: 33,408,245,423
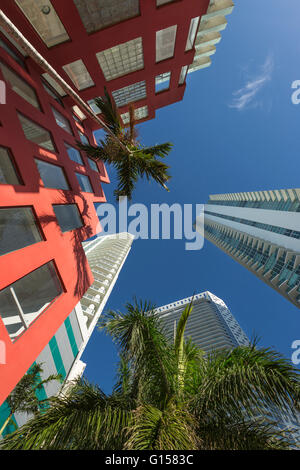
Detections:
1,379,131,450
142,142,173,158
76,138,119,164
4,300,299,451
113,354,132,397
93,87,122,137
192,344,300,420
114,155,138,201
125,402,199,450
174,301,194,391
197,414,294,450
133,150,171,189
99,300,176,405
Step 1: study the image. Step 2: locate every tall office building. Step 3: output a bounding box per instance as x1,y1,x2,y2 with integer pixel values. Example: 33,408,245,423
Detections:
155,291,300,445
0,232,134,437
155,291,249,352
1,0,234,128
200,188,300,308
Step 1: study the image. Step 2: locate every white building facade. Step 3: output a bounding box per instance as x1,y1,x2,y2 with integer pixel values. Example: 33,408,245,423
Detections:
155,290,249,352
155,290,300,444
201,188,300,308
4,233,134,432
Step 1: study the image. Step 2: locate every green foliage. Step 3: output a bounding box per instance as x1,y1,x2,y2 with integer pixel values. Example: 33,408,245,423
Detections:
0,363,61,436
76,88,172,200
1,301,300,450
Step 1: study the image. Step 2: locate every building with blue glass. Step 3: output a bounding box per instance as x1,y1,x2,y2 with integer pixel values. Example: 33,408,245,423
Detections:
200,188,300,308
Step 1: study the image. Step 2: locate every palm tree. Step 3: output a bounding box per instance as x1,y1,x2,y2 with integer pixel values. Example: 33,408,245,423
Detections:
0,363,61,436
1,300,299,450
77,89,172,201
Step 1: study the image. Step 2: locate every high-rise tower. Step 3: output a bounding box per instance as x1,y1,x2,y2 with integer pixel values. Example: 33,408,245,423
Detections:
155,290,300,445
0,232,134,436
201,188,300,308
155,291,249,352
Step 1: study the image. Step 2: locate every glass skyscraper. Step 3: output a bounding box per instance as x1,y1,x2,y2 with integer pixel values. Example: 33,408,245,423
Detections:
200,188,300,308
155,291,249,352
156,290,300,444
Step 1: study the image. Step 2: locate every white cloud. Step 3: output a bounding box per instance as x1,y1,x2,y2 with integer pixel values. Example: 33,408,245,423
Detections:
229,56,274,111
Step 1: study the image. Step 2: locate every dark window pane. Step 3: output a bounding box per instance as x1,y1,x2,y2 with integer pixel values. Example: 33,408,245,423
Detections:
78,131,89,145
0,61,40,109
42,80,64,107
0,287,26,339
0,38,25,68
53,204,83,232
35,159,70,190
0,207,42,256
52,107,73,134
0,147,21,185
65,143,83,165
75,173,93,192
87,157,98,172
18,114,56,152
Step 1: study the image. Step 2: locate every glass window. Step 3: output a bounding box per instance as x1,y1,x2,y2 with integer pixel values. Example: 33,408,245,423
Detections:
42,80,64,107
0,206,43,256
155,72,171,93
78,131,89,145
179,65,188,85
87,98,101,114
0,61,40,109
0,147,21,185
185,17,200,51
15,0,69,48
112,81,146,108
157,0,176,4
134,106,148,120
18,113,56,152
73,0,139,33
87,158,98,172
96,37,144,81
52,107,73,135
65,143,84,165
0,38,25,68
121,105,148,124
35,159,70,190
72,106,86,121
62,59,94,90
72,113,82,124
53,204,83,232
156,25,177,62
0,261,63,341
42,73,66,96
76,173,93,193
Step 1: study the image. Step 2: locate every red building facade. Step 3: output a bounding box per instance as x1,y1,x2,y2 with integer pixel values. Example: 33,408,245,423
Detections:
0,0,233,404
0,33,109,404
1,0,212,128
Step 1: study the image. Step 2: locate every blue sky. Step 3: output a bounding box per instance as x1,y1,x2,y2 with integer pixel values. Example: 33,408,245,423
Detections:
82,0,300,394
